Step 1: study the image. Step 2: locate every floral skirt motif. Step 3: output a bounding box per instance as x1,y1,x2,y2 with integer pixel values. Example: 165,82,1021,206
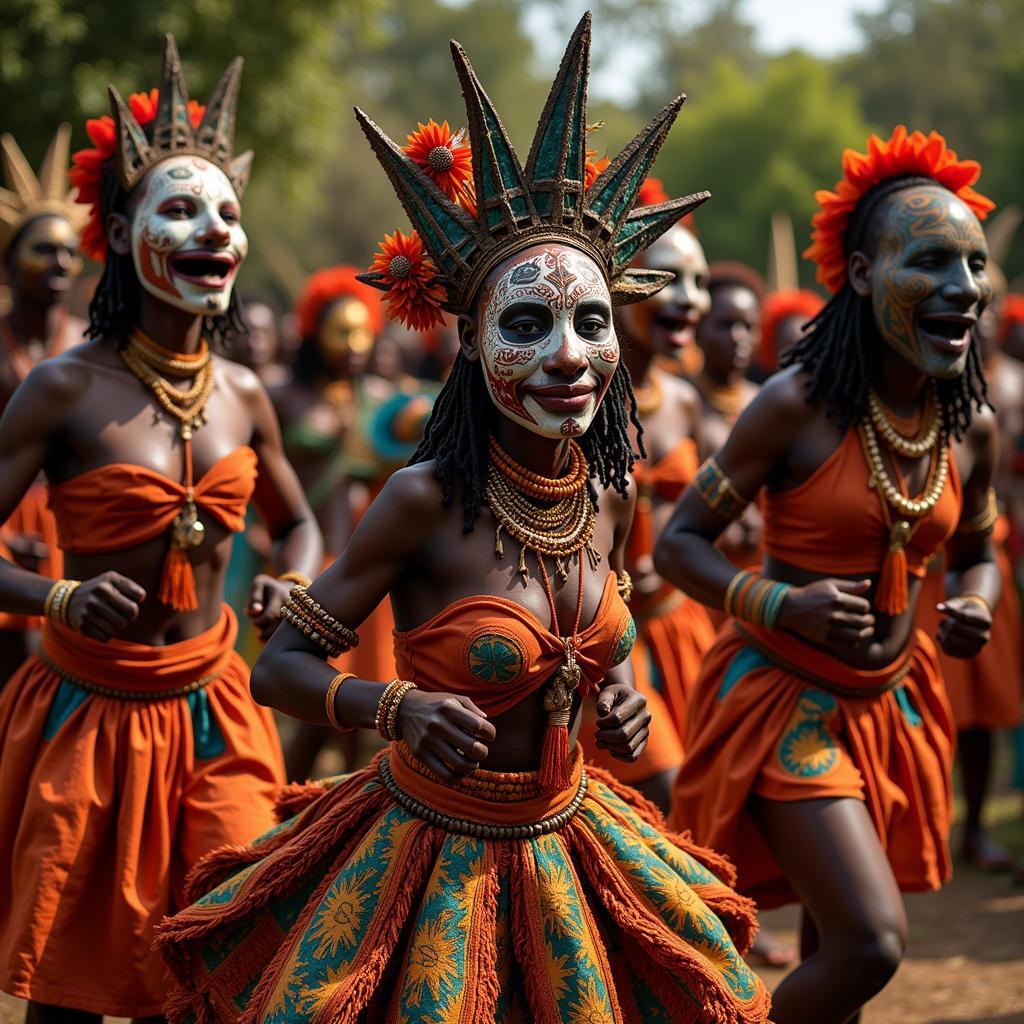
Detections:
158,744,771,1023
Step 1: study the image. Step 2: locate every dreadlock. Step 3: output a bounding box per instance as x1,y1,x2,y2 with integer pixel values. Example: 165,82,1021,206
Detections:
84,152,245,351
782,176,990,441
411,352,645,532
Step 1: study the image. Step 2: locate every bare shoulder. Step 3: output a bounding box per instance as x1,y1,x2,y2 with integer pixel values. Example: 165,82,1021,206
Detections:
657,368,700,413
742,365,818,428
603,471,637,531
963,403,998,457
214,353,262,399
373,460,449,525
18,342,102,404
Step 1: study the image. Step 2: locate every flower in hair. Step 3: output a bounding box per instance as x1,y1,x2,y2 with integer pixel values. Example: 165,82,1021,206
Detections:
805,125,994,294
70,89,205,261
369,229,447,331
403,119,476,217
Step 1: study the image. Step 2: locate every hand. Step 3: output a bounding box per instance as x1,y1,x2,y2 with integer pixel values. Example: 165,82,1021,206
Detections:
777,577,875,649
247,574,294,641
395,690,496,784
65,571,146,642
594,683,651,762
4,531,49,572
936,596,991,659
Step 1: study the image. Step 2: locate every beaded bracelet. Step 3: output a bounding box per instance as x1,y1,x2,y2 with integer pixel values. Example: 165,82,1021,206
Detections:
278,570,313,588
956,488,998,535
325,672,357,732
616,569,633,605
280,586,359,658
723,569,791,629
694,457,751,521
375,679,418,741
44,579,82,625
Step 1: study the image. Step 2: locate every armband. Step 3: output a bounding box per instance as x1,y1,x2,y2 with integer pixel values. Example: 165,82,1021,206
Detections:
280,585,360,658
955,488,998,535
616,569,633,605
694,457,751,521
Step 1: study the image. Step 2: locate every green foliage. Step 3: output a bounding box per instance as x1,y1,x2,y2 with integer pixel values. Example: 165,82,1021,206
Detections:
655,54,869,283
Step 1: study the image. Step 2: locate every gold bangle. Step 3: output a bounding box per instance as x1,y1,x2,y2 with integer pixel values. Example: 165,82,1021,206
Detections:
43,579,66,620
959,593,993,616
325,672,357,732
59,580,82,625
278,571,313,588
616,569,633,605
956,488,999,534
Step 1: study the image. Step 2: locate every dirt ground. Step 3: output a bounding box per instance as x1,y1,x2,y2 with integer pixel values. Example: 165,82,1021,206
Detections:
1,768,1022,1024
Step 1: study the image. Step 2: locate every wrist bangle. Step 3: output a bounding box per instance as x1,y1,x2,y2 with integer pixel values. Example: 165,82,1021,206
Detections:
44,579,81,625
375,678,418,741
325,672,357,732
959,593,993,616
278,571,313,588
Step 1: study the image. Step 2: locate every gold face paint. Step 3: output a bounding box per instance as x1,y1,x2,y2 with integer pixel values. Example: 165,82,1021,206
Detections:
319,297,375,363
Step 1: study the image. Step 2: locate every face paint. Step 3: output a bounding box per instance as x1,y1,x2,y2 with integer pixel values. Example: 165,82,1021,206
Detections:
478,244,616,439
868,185,991,380
620,223,710,356
9,215,82,304
318,296,375,378
130,156,247,316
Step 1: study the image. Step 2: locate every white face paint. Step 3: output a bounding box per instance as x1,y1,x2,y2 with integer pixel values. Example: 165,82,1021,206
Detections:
130,155,247,316
478,244,618,439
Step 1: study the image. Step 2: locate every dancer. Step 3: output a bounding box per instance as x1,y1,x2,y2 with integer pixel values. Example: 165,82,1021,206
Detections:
657,127,999,1023
757,289,824,376
0,38,321,1020
159,17,770,1022
0,126,87,679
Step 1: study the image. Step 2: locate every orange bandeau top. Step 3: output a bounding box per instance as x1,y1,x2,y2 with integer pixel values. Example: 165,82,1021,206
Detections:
48,446,257,554
634,437,698,502
762,428,961,578
393,570,636,717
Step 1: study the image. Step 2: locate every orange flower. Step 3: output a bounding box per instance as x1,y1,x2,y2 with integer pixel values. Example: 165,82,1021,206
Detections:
403,119,476,217
636,176,670,207
70,89,206,261
584,153,609,190
369,229,447,331
805,125,994,294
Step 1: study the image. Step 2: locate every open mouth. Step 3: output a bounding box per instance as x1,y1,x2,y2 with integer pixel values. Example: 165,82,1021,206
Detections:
168,250,238,289
918,313,975,352
652,308,699,347
525,382,596,413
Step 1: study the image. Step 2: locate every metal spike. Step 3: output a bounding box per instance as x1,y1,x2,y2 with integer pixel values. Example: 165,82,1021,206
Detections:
523,12,591,226
153,34,194,155
38,124,72,201
108,85,154,192
197,56,244,168
611,191,711,270
228,150,253,198
1,133,40,203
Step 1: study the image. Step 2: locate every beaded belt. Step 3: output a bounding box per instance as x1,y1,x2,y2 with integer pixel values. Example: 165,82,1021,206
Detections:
378,754,588,840
733,624,913,699
38,651,223,701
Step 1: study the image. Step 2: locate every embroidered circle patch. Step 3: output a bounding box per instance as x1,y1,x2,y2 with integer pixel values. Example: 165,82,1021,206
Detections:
610,616,636,667
467,633,524,683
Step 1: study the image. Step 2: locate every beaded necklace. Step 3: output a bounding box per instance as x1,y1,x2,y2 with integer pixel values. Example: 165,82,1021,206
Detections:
694,371,748,422
118,328,214,610
867,382,940,457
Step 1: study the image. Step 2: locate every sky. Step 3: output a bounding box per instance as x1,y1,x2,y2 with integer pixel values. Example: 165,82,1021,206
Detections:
524,0,889,99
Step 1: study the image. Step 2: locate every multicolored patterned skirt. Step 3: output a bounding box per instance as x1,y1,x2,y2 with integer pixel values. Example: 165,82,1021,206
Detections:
158,743,771,1023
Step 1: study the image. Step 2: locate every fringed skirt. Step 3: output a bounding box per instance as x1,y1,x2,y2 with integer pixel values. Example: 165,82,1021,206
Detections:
158,743,772,1023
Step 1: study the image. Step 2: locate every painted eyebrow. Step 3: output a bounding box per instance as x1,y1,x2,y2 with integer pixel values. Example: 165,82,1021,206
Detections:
575,298,611,315
499,300,552,318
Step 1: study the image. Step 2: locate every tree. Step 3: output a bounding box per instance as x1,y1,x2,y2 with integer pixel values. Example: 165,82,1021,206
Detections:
653,53,869,283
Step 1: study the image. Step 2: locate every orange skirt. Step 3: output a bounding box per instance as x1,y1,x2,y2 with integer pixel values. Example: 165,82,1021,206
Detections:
0,606,285,1018
0,483,63,632
671,622,954,910
634,589,717,744
916,540,1024,730
579,642,684,783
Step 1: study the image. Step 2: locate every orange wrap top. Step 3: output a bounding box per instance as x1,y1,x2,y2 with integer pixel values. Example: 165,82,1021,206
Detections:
393,570,636,716
762,429,961,578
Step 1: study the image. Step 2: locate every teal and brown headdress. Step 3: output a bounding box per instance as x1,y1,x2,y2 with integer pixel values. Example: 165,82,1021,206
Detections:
356,12,709,329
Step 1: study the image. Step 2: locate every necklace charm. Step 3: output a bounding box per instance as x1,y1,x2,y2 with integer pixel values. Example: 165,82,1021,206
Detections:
172,496,205,550
545,638,580,726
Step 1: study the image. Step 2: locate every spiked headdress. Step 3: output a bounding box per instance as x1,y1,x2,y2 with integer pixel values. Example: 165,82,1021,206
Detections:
70,34,251,261
0,125,87,256
356,12,709,327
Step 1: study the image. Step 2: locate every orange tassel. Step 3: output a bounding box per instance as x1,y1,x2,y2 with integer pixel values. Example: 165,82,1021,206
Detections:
539,720,572,794
876,538,909,615
159,547,199,612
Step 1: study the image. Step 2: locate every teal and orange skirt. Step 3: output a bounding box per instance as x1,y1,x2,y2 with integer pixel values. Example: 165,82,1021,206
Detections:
158,743,771,1023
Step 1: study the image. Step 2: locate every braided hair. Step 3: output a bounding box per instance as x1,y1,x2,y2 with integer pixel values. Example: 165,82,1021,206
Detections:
85,155,244,350
783,176,989,440
411,350,644,532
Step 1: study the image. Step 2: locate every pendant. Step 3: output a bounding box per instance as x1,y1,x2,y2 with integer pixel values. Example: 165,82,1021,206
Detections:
544,638,580,721
888,519,911,552
172,496,206,550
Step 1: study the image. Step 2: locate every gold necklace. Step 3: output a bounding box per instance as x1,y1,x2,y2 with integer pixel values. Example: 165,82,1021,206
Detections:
860,417,949,520
128,329,211,377
634,373,663,417
119,345,214,442
485,441,600,583
695,372,747,420
867,382,940,458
